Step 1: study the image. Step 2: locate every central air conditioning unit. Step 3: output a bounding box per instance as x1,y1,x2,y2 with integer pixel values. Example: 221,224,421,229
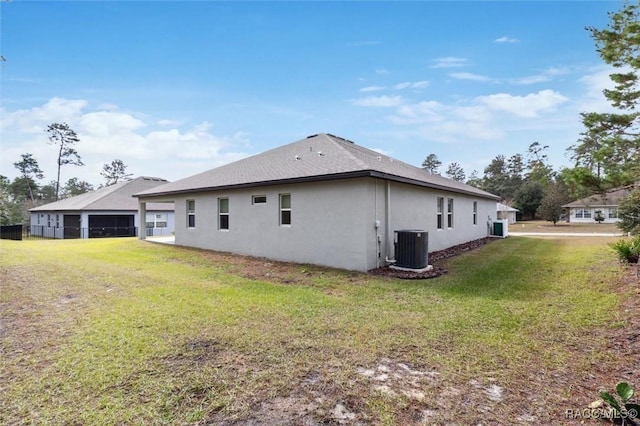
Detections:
394,230,428,269
491,219,509,238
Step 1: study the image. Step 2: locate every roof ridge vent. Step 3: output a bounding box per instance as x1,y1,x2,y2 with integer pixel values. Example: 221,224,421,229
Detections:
327,133,355,144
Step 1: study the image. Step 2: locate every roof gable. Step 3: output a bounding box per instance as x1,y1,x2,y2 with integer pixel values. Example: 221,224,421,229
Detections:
135,133,499,200
30,177,172,212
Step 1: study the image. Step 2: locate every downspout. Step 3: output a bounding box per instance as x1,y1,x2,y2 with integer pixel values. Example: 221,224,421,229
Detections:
385,180,396,264
374,179,380,268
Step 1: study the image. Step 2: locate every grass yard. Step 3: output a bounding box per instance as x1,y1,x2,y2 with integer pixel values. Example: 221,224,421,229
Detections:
1,236,638,425
509,220,622,234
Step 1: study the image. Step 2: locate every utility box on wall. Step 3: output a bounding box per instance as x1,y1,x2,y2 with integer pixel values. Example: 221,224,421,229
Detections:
394,230,428,269
492,219,509,238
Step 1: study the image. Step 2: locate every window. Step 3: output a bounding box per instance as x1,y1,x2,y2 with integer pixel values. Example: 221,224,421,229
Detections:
156,214,168,228
187,200,195,228
56,214,60,228
218,198,229,230
575,208,591,219
280,194,291,225
473,201,478,225
252,195,267,204
608,208,618,219
146,213,168,228
447,198,454,228
436,197,444,230
47,214,51,227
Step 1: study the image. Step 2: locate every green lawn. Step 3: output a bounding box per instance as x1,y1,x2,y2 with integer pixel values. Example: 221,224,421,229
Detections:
509,219,621,234
0,236,631,425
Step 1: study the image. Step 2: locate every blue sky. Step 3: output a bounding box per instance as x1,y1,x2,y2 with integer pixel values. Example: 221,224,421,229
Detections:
0,1,624,186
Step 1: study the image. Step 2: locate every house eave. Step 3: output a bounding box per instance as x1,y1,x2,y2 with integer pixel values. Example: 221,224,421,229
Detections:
135,170,500,201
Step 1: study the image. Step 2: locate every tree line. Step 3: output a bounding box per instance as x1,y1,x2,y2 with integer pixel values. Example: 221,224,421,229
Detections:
1,122,133,225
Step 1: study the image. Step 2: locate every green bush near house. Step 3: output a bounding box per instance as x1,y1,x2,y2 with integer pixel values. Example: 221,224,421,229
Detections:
609,236,640,264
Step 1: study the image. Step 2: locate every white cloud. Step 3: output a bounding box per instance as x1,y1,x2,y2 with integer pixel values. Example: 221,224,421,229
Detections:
512,67,570,85
352,95,405,107
494,36,520,43
476,89,568,117
431,57,467,68
390,101,445,125
359,85,386,92
359,81,429,93
2,97,88,133
394,81,429,90
394,82,412,90
375,68,390,75
389,100,503,142
79,111,146,137
371,86,573,146
1,97,251,184
576,65,623,113
157,119,181,127
449,72,492,82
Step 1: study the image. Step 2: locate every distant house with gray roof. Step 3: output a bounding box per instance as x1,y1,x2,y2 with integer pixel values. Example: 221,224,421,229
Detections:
30,176,174,239
134,134,500,271
562,185,636,224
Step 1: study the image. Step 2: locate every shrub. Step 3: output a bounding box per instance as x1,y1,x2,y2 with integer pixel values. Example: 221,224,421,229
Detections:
599,382,640,424
609,236,640,264
594,210,605,224
617,188,640,235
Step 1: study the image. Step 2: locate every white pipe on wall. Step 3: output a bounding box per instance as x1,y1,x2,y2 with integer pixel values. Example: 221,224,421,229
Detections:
385,180,395,264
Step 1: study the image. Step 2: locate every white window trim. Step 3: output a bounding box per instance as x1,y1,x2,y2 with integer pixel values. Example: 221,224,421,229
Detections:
473,201,478,226
436,197,444,230
218,197,229,231
252,195,267,205
187,200,196,228
279,194,291,226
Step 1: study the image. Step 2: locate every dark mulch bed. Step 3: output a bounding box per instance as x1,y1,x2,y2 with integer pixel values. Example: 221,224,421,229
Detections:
369,237,499,279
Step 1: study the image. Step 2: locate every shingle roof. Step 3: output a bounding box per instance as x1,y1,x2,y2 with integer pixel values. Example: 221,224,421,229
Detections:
562,185,635,208
135,133,499,200
30,177,173,212
497,202,519,212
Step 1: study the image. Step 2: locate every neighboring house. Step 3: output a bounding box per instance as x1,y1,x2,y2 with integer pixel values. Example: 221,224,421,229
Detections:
30,176,175,239
562,185,635,224
497,203,519,224
134,133,500,272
